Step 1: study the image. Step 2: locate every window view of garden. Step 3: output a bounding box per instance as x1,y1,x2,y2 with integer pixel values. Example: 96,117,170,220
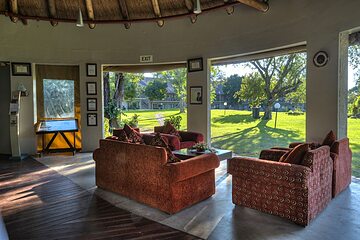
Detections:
103,46,360,177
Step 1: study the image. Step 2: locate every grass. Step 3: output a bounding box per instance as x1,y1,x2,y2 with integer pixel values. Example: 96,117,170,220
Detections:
121,109,360,177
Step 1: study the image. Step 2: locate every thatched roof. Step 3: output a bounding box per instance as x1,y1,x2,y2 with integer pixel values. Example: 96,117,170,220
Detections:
0,0,268,28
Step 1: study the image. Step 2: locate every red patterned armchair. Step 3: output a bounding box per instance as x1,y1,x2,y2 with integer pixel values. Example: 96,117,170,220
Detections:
228,146,333,226
154,126,204,150
287,138,352,198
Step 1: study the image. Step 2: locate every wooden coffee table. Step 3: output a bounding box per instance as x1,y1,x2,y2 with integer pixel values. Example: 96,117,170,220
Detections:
173,148,233,161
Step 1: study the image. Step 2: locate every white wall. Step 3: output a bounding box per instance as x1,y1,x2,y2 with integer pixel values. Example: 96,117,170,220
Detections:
0,0,359,153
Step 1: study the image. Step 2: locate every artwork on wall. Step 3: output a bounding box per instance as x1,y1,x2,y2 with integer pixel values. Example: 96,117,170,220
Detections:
87,113,98,126
187,58,203,72
11,62,32,76
190,86,203,105
86,63,97,77
87,98,97,111
86,82,97,95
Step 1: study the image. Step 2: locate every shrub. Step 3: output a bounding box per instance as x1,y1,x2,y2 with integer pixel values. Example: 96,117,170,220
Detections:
287,110,304,116
164,115,182,130
124,114,139,127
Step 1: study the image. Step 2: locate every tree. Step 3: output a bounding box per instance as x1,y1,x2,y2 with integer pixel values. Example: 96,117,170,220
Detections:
285,80,306,106
248,53,306,119
154,69,187,113
210,66,225,104
235,73,265,108
124,73,144,104
144,79,167,108
223,74,242,106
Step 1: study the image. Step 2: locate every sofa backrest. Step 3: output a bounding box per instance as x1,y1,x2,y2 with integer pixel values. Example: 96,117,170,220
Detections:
330,137,351,156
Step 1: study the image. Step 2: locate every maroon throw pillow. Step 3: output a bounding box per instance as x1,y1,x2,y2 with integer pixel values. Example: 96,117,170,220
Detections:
149,133,180,163
279,151,291,162
280,143,309,165
113,129,129,142
322,130,336,147
123,124,144,144
163,122,182,141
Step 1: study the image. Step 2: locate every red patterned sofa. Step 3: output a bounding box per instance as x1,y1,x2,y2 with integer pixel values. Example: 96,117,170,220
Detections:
154,126,204,150
93,139,220,214
228,146,333,226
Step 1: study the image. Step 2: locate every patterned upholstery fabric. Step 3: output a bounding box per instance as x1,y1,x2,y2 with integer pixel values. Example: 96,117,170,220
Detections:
289,137,352,198
228,146,333,226
123,124,144,144
93,139,220,214
149,133,181,163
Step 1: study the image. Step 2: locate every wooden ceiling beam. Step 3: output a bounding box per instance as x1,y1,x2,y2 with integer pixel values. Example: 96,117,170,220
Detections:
85,0,96,29
8,0,18,23
237,0,269,12
151,0,164,27
118,0,131,29
47,0,58,26
184,0,197,24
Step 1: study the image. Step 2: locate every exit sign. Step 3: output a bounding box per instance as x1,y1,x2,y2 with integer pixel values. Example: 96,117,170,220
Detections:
140,55,153,63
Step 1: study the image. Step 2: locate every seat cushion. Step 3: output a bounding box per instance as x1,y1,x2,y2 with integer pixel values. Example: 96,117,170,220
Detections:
280,143,309,165
123,124,144,144
149,133,180,163
180,141,196,149
322,130,336,147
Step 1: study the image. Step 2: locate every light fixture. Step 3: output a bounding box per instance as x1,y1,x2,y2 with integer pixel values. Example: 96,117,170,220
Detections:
76,7,84,27
194,0,202,14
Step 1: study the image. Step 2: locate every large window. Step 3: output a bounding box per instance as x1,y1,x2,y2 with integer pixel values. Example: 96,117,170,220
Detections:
43,79,75,118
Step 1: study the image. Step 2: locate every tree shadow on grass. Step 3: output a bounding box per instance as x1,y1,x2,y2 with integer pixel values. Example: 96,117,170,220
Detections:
212,113,257,124
211,120,302,157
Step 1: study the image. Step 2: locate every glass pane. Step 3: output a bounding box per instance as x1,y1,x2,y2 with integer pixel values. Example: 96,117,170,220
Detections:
43,79,75,118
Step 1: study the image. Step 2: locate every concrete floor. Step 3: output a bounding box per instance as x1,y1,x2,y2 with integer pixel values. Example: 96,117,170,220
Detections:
36,153,360,240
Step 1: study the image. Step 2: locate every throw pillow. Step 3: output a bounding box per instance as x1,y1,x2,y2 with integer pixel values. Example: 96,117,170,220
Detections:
123,124,144,144
163,122,182,141
279,151,291,162
106,136,119,141
149,133,181,163
280,143,309,165
113,129,129,142
322,130,336,147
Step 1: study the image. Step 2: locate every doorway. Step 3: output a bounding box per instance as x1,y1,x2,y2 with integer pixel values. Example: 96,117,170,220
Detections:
0,63,11,155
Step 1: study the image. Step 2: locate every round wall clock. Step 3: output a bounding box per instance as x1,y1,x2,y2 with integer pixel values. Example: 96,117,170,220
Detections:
313,51,329,67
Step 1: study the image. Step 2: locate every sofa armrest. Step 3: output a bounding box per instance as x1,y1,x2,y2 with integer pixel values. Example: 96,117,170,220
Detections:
229,157,310,189
179,131,204,142
167,153,220,182
259,149,288,161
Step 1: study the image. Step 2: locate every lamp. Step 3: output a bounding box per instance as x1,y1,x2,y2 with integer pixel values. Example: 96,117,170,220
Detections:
274,103,281,128
194,0,202,14
224,102,228,116
76,7,84,27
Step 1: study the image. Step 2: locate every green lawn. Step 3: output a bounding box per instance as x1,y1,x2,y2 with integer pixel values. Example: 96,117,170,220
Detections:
121,109,360,177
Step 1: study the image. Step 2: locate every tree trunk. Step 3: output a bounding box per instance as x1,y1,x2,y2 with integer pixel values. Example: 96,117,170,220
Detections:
263,103,273,120
179,95,186,113
103,72,110,119
114,73,125,110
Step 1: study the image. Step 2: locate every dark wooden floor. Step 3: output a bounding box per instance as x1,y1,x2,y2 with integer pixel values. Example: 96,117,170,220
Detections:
0,156,200,240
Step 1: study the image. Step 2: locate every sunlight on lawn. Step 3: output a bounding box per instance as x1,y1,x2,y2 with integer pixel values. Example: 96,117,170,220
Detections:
124,109,360,177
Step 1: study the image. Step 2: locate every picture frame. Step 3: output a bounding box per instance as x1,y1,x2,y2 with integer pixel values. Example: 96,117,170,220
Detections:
86,63,97,77
87,98,97,111
187,58,203,72
190,86,203,105
86,82,97,95
11,62,32,76
87,113,97,126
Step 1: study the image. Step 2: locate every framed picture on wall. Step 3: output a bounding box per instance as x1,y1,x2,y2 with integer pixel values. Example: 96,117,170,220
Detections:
86,82,97,95
190,86,203,105
11,62,32,76
86,63,97,77
87,98,97,111
87,113,97,126
187,58,203,72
